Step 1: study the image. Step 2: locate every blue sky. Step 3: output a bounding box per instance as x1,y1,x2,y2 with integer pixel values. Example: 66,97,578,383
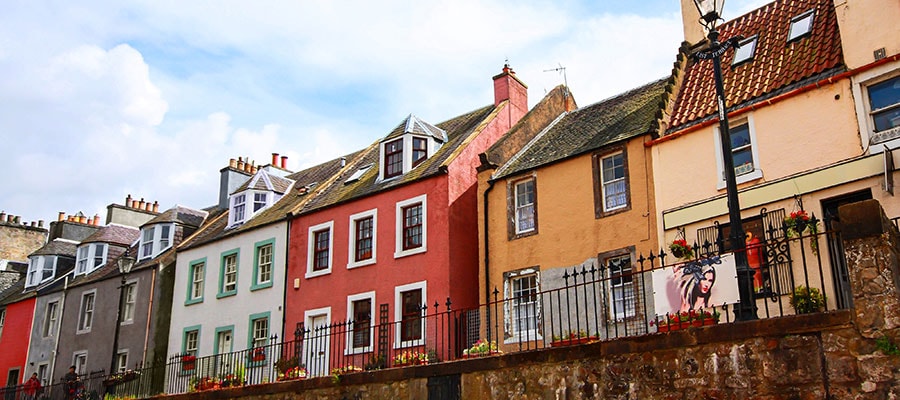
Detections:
0,0,768,226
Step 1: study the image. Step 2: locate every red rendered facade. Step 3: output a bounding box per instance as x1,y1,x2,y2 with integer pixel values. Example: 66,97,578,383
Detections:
0,298,35,385
285,67,527,372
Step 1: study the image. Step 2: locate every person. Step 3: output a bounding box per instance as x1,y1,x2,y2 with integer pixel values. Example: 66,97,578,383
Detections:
23,373,42,400
63,366,82,400
676,262,717,312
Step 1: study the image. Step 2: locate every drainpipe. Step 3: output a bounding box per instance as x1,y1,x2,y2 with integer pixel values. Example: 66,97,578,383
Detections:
482,179,496,340
142,267,157,366
282,215,292,342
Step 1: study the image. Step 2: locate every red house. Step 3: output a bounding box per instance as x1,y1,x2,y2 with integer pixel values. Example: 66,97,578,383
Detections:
0,282,35,388
284,65,528,375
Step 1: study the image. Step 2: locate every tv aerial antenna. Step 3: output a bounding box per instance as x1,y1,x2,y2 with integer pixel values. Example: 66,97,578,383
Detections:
543,63,570,101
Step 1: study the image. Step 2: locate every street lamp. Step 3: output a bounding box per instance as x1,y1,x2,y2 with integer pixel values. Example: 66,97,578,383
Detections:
692,0,758,321
109,252,136,378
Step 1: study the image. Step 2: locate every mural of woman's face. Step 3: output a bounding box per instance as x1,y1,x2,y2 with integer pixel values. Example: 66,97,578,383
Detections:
699,271,715,293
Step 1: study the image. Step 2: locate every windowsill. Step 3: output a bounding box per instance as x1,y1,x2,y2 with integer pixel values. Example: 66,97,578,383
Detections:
216,291,237,299
716,169,763,190
184,297,204,306
305,268,332,279
596,203,631,219
394,246,426,259
347,259,376,269
250,282,273,291
76,328,91,335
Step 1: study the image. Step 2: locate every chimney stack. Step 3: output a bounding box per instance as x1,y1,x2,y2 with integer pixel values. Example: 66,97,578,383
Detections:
38,220,44,228
492,63,528,123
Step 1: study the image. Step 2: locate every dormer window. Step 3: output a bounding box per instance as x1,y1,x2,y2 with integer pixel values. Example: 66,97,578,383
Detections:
26,255,57,287
378,115,447,181
412,137,428,167
253,193,267,212
138,223,174,260
75,243,108,275
384,139,403,178
233,194,246,221
788,10,814,42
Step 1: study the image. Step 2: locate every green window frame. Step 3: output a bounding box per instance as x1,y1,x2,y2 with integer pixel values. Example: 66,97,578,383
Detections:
251,239,275,291
217,249,240,299
246,311,271,366
185,258,207,305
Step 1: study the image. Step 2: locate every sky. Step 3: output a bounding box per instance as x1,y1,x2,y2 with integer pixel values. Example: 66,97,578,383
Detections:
0,0,769,226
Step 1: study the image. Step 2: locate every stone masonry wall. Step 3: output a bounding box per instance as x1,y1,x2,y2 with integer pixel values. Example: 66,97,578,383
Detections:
154,200,900,400
0,222,47,262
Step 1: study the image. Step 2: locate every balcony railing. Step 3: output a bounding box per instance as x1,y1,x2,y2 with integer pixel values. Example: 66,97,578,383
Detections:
88,215,851,397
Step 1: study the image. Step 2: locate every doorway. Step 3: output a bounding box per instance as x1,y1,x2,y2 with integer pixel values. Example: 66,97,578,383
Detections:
821,189,872,309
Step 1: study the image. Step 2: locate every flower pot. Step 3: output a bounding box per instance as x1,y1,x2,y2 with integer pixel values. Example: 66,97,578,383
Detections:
703,318,718,326
550,336,598,347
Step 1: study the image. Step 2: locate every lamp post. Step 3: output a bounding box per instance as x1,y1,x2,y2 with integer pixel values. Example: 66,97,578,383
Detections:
109,253,136,378
692,0,758,321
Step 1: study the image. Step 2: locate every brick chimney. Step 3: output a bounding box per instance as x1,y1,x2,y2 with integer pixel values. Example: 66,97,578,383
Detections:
492,63,528,124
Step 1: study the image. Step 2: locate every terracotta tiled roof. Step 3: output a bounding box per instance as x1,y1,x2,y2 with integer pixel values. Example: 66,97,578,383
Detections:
298,104,497,213
495,78,668,180
667,0,843,132
79,224,139,247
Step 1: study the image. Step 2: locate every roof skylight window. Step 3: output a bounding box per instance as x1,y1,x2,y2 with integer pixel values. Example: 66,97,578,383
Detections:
787,10,814,42
345,164,373,184
732,35,757,66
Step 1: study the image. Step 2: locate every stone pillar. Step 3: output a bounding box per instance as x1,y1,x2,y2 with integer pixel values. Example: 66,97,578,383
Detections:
838,199,900,396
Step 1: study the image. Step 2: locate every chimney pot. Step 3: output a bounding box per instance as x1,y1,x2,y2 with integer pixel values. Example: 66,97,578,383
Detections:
87,217,93,225
58,212,65,222
272,153,279,166
230,158,237,169
153,201,159,213
126,194,133,207
281,155,288,169
145,202,152,211
0,212,5,222
94,214,101,225
30,221,36,227
78,215,86,224
139,198,146,209
67,216,74,222
38,220,44,228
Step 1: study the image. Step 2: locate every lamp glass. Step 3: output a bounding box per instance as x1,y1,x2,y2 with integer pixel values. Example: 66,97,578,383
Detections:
117,253,136,275
693,0,724,27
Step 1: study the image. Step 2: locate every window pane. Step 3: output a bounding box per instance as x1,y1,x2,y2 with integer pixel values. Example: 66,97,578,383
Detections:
733,148,754,176
191,262,204,299
511,275,539,333
601,153,627,211
352,299,371,348
141,227,154,258
185,330,199,354
403,205,423,250
401,289,422,341
385,139,403,178
314,230,330,270
257,244,273,283
224,254,237,291
253,318,268,348
253,193,267,212
608,256,635,319
515,180,535,233
160,225,171,249
412,138,427,167
122,283,136,322
729,124,751,150
355,217,373,261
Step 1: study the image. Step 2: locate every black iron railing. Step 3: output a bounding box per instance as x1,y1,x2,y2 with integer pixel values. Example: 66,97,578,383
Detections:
83,215,852,397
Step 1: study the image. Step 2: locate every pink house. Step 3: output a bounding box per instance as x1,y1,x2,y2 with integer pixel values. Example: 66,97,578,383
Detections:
284,65,527,375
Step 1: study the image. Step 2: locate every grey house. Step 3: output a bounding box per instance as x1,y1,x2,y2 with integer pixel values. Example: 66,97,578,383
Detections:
52,206,208,385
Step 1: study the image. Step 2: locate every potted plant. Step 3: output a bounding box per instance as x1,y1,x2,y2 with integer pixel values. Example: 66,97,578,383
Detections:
550,330,598,347
191,376,220,391
693,309,720,327
251,347,266,362
277,366,307,381
393,350,428,366
462,339,501,358
103,369,140,387
784,210,819,253
669,239,694,260
790,285,825,314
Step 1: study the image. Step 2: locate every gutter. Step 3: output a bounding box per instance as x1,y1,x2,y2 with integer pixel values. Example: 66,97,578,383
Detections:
645,52,900,147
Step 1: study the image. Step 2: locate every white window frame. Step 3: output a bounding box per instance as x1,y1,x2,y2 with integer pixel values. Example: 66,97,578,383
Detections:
184,329,199,356
503,268,542,344
73,351,88,374
713,115,763,189
394,194,427,258
253,192,268,212
43,300,60,338
26,256,57,287
115,350,129,372
139,223,174,260
606,254,636,321
75,243,108,275
230,193,247,226
600,152,628,212
345,291,376,355
190,261,205,301
76,290,97,334
37,363,49,386
394,281,426,349
347,209,378,269
306,221,334,278
121,280,138,324
853,67,900,151
514,179,536,234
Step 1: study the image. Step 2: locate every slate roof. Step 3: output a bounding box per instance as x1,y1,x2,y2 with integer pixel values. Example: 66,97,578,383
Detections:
31,238,78,257
0,278,28,305
79,224,139,247
142,206,208,229
384,114,448,142
232,169,295,194
178,153,362,251
298,104,497,213
667,0,843,133
494,78,668,180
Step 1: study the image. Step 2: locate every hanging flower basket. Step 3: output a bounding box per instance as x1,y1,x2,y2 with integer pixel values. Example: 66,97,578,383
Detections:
251,348,266,362
669,239,693,260
784,210,819,254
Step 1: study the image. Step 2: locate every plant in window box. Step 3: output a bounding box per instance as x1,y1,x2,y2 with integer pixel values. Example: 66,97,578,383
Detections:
668,239,693,260
550,330,598,347
789,285,825,314
462,339,502,358
277,366,307,381
251,347,266,361
103,369,140,386
181,354,196,371
190,376,220,391
393,350,428,367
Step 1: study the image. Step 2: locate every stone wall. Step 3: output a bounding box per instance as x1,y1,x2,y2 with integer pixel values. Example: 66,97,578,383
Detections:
152,200,900,400
0,221,47,262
